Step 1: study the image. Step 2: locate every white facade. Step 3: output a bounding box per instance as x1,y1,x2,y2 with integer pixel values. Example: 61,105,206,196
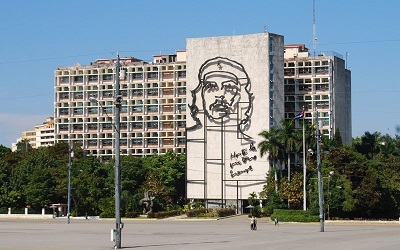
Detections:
35,117,55,148
11,117,55,151
186,33,284,208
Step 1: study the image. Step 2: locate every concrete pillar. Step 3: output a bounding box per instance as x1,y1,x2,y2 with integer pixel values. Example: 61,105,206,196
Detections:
25,207,28,215
42,208,45,215
8,208,11,215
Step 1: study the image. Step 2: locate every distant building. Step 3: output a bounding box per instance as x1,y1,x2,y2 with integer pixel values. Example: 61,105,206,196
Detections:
12,117,55,151
54,53,186,160
284,44,352,144
35,117,55,148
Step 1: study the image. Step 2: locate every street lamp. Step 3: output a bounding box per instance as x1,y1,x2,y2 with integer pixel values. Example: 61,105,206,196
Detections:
89,54,123,248
67,146,74,224
327,170,334,220
316,110,324,232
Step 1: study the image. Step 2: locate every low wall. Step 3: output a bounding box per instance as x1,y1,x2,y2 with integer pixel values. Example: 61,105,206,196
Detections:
0,214,54,219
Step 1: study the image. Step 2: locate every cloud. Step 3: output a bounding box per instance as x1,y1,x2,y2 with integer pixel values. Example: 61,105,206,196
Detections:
0,113,50,148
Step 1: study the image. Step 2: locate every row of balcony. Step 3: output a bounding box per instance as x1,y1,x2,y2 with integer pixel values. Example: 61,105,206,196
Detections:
58,121,186,133
56,71,186,86
84,138,186,149
57,105,186,117
58,88,186,101
284,67,329,77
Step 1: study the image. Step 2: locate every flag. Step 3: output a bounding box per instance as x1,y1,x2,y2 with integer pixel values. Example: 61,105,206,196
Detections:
294,110,305,119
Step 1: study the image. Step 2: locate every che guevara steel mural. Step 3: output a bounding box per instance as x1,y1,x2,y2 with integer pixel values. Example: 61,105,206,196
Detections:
188,57,253,137
187,56,257,179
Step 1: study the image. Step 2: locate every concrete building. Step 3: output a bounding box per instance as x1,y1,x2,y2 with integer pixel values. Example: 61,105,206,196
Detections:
35,117,55,148
51,35,351,211
284,44,352,144
54,52,186,160
185,33,285,210
12,117,55,151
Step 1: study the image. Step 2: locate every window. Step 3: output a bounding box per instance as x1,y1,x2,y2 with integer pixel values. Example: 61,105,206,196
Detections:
148,89,158,96
60,76,69,83
177,121,186,128
74,108,83,114
74,76,83,82
148,139,158,145
132,139,142,145
88,107,97,114
178,71,186,77
88,75,98,81
147,72,158,79
148,105,158,111
132,73,143,79
103,74,113,81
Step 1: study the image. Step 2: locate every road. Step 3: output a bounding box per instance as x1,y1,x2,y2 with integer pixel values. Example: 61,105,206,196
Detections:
0,215,399,249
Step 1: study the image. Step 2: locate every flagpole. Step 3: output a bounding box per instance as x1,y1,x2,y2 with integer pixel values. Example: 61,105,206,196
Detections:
303,107,307,211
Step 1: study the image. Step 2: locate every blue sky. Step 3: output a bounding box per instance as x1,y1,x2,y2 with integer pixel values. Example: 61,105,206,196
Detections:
0,0,399,147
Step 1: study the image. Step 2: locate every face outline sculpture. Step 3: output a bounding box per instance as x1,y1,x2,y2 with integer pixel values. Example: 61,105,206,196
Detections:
201,71,240,120
188,56,253,139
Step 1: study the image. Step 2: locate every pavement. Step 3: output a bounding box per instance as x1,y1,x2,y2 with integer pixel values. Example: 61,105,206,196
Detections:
0,215,399,249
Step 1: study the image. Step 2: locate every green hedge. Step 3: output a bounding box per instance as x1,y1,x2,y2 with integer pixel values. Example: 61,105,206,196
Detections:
125,211,139,218
216,208,236,217
147,209,183,219
186,208,208,217
271,209,319,222
186,208,236,218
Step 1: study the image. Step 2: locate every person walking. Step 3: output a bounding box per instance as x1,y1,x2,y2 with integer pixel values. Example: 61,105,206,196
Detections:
274,217,279,226
250,216,257,230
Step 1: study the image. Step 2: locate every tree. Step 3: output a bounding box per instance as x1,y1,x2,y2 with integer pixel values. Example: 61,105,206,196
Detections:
332,128,343,148
15,139,33,153
354,131,381,159
280,119,298,181
280,172,303,209
140,151,186,211
0,145,11,158
258,127,284,191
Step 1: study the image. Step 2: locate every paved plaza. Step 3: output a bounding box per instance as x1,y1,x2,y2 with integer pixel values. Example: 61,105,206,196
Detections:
0,215,399,250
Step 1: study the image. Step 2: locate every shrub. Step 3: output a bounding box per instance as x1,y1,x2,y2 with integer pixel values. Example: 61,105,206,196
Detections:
198,212,216,217
270,209,319,222
125,211,138,218
186,208,208,217
147,209,183,219
216,208,236,217
186,208,236,218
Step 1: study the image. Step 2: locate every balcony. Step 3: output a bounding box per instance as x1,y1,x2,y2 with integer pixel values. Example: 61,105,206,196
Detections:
162,89,173,96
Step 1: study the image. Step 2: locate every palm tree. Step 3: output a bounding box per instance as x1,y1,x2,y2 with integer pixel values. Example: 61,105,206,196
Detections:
354,131,381,159
258,127,283,191
280,120,298,182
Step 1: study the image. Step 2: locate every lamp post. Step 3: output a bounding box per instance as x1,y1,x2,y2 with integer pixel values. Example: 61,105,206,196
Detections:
316,110,324,232
114,53,122,249
327,170,334,220
67,147,74,224
302,109,306,211
88,53,123,248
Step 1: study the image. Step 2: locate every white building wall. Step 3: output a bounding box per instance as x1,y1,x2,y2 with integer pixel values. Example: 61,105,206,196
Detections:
186,33,284,205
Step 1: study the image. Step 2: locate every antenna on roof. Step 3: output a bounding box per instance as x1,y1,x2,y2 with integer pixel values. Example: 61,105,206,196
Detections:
313,0,317,57
264,25,268,33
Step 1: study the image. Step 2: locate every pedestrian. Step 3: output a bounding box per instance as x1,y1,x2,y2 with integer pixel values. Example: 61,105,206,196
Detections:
274,217,279,226
250,216,257,230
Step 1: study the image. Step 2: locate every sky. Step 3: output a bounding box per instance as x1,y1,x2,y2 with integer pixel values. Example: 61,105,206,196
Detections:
0,0,399,147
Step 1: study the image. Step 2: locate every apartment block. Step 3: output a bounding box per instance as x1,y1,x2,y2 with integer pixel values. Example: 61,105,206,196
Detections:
284,44,352,144
54,52,186,160
35,117,55,148
12,117,55,151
